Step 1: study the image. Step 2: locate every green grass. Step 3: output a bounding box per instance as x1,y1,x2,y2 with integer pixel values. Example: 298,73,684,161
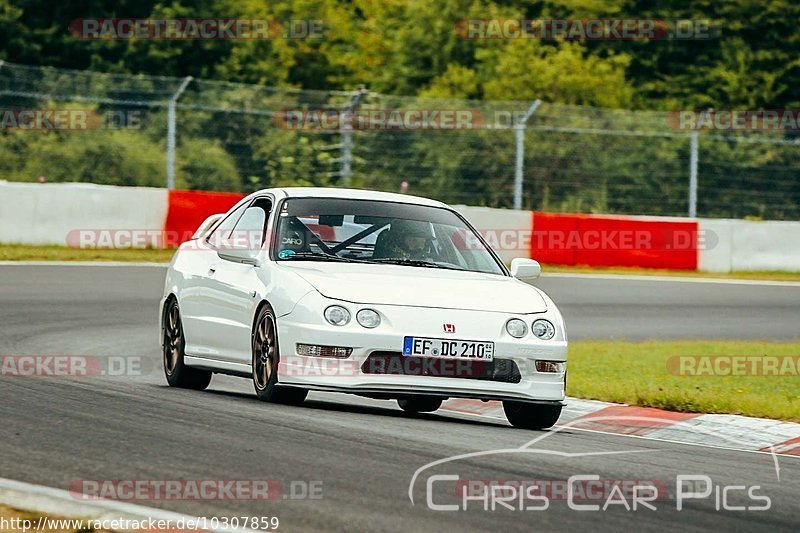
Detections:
0,244,175,263
569,341,800,421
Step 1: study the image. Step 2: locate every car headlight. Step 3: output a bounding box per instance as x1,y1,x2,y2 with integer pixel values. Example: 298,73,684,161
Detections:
324,305,350,326
356,309,381,328
532,319,556,340
505,318,528,338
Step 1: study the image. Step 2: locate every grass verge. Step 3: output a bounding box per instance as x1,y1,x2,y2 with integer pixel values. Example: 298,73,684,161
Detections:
569,340,800,422
0,244,175,263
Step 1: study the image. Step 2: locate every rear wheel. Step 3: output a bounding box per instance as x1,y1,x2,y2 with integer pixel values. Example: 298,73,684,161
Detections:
503,401,562,430
163,299,212,390
397,396,443,413
252,304,308,405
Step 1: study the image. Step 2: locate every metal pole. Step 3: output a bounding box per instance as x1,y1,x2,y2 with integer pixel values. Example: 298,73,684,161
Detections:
688,130,698,217
166,76,193,190
341,128,353,186
514,99,541,210
514,127,525,210
340,87,367,187
687,109,712,218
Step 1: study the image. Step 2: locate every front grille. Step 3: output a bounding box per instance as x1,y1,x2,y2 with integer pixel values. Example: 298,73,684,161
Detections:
362,352,522,384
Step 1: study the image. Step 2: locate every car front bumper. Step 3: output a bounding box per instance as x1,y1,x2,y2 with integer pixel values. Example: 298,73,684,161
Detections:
275,291,567,403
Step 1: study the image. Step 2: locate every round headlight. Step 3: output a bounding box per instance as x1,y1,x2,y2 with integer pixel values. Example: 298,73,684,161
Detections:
532,319,556,340
505,318,528,338
324,305,350,326
356,309,381,328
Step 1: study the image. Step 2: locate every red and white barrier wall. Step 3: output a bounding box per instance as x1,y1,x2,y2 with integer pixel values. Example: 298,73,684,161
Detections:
1,181,798,273
163,189,245,247
456,207,800,273
527,212,698,270
697,218,800,272
0,181,169,247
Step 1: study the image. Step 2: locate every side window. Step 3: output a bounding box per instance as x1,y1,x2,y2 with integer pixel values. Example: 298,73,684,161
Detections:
206,202,248,248
229,198,272,250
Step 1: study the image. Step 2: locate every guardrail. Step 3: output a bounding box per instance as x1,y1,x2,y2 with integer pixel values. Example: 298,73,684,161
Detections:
1,181,797,273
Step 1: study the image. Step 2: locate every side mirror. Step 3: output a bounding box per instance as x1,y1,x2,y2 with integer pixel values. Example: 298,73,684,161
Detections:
217,242,262,267
511,258,541,282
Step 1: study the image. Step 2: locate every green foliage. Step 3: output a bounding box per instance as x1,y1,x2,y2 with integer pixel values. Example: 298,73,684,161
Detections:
0,128,165,187
0,0,797,217
3,0,797,108
176,138,241,191
0,118,240,191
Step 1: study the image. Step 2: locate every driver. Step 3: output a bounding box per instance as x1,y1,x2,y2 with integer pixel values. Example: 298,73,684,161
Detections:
383,219,433,259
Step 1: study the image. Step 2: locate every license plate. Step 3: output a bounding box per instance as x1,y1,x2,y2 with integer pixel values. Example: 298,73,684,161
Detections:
403,337,494,361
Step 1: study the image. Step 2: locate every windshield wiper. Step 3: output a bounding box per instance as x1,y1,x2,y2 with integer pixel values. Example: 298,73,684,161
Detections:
368,258,462,270
280,251,367,263
283,253,463,270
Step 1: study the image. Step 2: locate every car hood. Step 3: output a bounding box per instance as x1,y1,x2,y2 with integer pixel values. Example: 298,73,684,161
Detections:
280,262,547,314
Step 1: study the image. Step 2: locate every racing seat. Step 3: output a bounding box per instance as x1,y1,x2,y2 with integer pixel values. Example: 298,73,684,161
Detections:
279,217,312,255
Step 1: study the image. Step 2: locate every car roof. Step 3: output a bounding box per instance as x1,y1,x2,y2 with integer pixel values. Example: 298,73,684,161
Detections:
275,187,448,208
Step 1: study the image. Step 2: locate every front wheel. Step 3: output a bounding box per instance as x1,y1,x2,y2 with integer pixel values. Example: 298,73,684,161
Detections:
503,401,562,430
252,304,308,405
163,299,212,390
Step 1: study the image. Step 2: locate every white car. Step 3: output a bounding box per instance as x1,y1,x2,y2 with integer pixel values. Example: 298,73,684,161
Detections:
160,187,567,429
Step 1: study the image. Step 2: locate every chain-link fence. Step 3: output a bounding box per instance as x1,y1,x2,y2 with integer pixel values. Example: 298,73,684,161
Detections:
1,60,798,220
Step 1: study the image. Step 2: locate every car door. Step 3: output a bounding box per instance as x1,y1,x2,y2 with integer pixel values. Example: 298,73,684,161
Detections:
201,196,274,364
179,200,249,359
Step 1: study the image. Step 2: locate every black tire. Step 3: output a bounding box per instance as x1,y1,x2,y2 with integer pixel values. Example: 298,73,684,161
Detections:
503,401,562,430
163,298,212,390
397,396,443,413
252,303,308,405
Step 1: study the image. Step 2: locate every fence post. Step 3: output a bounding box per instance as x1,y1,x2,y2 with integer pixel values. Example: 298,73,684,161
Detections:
514,99,542,210
166,76,193,190
688,130,698,217
687,109,712,218
340,87,368,187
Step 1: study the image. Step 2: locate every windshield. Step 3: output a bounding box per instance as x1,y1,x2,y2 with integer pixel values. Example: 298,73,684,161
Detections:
274,198,505,275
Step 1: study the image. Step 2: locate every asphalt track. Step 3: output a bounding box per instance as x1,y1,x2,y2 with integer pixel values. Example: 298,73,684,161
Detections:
1,264,799,532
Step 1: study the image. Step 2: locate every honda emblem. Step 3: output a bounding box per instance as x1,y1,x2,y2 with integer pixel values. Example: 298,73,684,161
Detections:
443,324,456,333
